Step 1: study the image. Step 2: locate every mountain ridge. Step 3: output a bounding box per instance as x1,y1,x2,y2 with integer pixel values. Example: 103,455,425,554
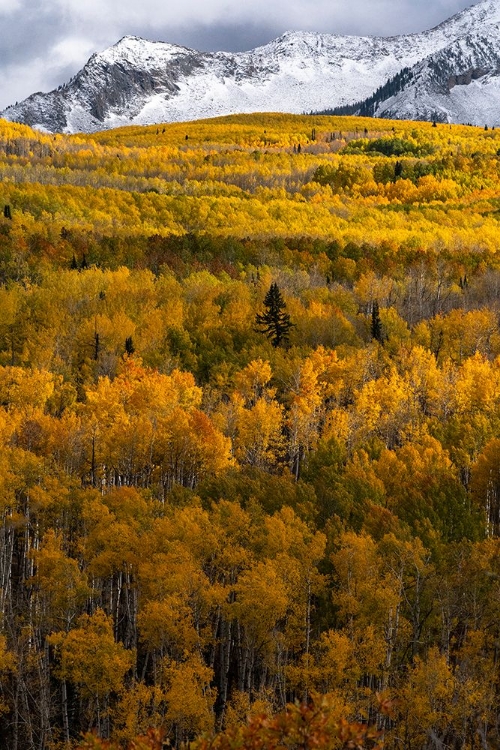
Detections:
3,0,500,132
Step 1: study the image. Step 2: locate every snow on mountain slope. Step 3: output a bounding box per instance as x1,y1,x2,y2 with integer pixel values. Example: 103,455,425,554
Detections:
0,33,428,133
3,0,500,132
352,29,500,124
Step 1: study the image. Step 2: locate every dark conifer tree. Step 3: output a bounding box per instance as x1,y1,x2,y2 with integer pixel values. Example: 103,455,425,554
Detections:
93,331,100,360
255,282,294,347
371,300,384,343
125,336,135,355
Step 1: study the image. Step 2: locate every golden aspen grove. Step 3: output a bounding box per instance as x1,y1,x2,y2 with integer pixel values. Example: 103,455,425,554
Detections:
1,111,500,748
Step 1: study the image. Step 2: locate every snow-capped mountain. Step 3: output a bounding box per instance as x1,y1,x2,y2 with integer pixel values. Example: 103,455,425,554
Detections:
375,40,500,125
3,0,500,132
332,2,500,124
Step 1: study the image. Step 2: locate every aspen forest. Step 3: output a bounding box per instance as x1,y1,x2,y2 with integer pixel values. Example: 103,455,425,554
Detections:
1,112,500,748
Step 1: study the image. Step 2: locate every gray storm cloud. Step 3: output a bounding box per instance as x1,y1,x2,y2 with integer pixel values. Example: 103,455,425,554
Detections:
0,0,477,109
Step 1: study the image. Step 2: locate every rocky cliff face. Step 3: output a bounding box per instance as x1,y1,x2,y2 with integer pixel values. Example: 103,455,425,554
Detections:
4,0,500,132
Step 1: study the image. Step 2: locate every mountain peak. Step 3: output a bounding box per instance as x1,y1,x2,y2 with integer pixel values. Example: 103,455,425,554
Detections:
94,35,191,66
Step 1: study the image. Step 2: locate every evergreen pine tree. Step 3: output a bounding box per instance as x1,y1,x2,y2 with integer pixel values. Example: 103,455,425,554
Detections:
255,282,294,348
124,336,135,355
371,300,384,343
93,331,100,360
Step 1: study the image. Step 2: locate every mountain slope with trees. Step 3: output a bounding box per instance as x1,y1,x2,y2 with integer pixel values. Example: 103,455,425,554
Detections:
0,113,499,747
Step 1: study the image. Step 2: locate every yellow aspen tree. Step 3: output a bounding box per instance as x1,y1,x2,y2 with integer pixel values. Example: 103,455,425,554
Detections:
397,648,456,750
160,653,216,741
286,358,323,479
234,397,285,470
49,609,135,735
31,529,90,630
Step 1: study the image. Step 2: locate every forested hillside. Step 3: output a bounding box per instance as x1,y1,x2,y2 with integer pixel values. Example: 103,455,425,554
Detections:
0,113,500,749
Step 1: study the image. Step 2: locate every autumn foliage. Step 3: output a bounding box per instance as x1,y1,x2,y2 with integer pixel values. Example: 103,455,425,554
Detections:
1,113,500,748
77,697,385,750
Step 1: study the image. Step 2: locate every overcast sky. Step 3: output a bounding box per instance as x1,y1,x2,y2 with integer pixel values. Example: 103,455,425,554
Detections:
0,0,478,110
